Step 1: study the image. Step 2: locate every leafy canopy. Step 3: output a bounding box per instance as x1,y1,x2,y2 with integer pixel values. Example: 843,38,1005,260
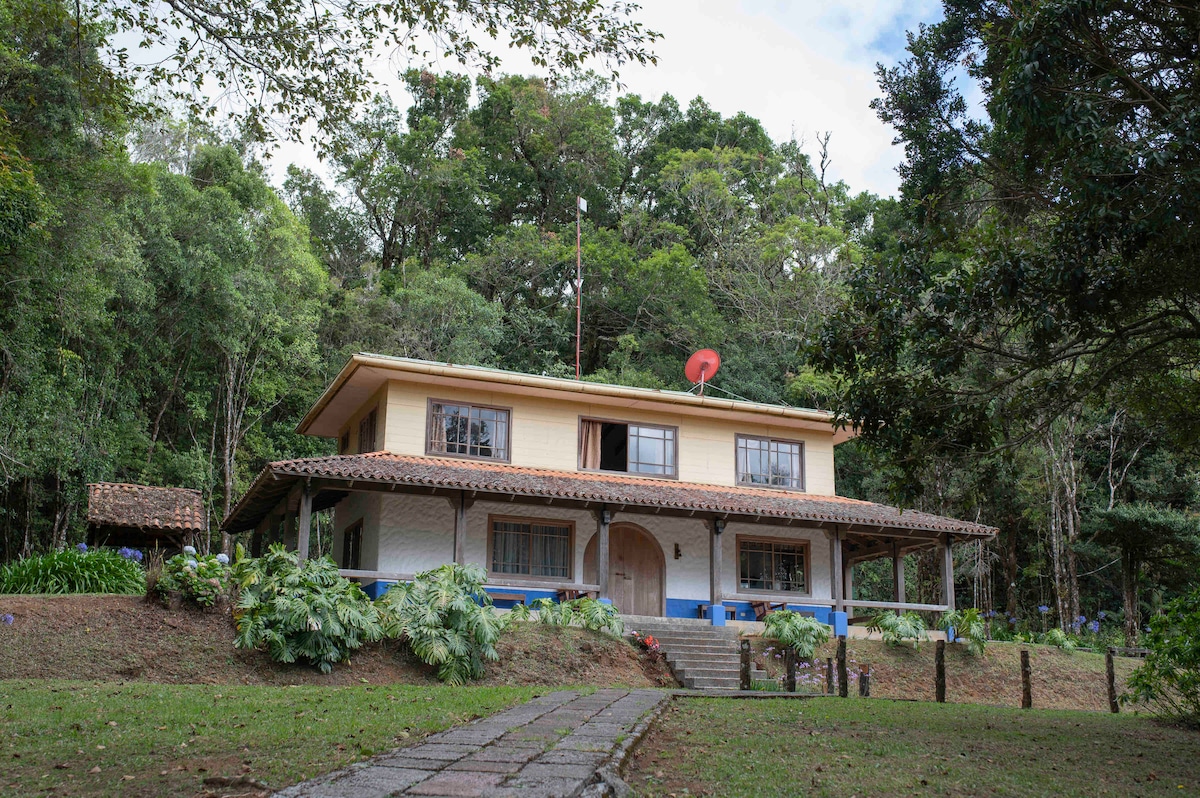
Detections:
94,0,659,141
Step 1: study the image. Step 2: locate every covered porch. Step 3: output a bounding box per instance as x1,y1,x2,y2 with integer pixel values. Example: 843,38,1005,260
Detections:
222,452,997,633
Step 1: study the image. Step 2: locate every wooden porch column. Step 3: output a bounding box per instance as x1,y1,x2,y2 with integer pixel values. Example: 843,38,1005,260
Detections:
453,491,467,566
843,552,854,618
597,507,611,602
710,517,725,606
831,526,844,612
941,532,956,611
892,541,906,604
296,481,312,562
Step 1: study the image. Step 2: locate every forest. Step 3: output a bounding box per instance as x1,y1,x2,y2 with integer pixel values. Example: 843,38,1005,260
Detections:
1,0,1197,646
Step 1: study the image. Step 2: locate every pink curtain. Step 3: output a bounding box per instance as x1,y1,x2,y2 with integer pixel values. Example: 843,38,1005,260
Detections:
580,420,602,469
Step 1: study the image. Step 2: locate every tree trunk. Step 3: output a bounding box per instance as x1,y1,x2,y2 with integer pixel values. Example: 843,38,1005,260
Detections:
1121,549,1140,647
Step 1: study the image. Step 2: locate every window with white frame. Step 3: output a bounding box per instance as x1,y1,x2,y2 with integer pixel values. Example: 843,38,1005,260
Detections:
738,537,808,593
579,419,676,478
427,401,510,461
736,435,804,490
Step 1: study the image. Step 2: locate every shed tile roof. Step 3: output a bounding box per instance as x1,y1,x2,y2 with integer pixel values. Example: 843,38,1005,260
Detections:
87,483,205,532
223,452,996,538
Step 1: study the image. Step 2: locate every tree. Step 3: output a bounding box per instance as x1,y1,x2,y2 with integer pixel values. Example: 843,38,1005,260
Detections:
816,1,1200,494
94,0,659,141
1089,504,1200,646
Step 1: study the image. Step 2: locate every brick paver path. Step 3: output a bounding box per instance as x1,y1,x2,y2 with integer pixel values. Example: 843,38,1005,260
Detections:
275,688,667,798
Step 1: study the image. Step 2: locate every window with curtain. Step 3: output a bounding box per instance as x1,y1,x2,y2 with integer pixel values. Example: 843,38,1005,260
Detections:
736,435,804,489
580,419,676,477
428,401,510,461
738,538,808,593
489,517,572,579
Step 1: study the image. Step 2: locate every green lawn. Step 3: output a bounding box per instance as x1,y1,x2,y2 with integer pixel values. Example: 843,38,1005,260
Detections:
627,697,1200,797
0,680,540,797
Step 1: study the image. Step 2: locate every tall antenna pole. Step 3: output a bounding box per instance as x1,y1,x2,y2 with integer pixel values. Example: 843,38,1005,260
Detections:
575,196,586,379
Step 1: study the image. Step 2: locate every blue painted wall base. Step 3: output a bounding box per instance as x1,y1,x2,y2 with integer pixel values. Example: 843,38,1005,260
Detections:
708,602,726,626
830,611,848,637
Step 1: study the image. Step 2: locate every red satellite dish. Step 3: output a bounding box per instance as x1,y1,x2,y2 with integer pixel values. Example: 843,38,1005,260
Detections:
685,349,721,394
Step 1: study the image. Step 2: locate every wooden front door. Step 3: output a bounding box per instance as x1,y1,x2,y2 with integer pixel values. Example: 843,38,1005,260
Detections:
583,523,665,616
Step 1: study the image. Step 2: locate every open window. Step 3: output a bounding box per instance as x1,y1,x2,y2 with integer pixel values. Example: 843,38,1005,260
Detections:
580,419,676,478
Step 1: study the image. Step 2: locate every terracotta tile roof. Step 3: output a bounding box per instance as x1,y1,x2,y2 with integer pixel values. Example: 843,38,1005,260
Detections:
223,453,996,538
87,483,205,532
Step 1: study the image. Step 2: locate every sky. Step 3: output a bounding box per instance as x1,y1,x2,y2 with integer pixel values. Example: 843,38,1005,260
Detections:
272,0,943,199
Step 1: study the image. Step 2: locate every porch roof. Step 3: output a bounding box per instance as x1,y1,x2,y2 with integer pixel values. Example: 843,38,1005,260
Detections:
221,452,997,540
87,482,205,532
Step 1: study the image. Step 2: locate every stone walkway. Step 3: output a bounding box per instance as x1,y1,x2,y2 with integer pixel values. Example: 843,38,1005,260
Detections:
274,689,667,798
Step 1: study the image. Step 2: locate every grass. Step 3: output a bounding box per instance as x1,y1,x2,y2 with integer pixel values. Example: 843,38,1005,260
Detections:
0,680,541,797
627,697,1200,797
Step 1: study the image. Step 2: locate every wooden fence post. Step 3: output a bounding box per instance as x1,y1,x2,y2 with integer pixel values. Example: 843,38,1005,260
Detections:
935,639,946,703
837,637,848,698
1106,648,1119,714
1021,649,1032,709
785,647,797,693
739,639,751,691
826,657,834,695
859,664,870,697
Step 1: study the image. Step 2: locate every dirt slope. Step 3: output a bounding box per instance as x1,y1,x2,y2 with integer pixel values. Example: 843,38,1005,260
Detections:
0,594,675,688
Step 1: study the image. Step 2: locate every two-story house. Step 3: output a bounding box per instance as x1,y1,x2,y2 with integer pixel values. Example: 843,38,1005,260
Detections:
222,354,996,633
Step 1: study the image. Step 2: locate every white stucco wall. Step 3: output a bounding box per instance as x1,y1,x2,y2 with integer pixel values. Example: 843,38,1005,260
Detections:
335,492,834,609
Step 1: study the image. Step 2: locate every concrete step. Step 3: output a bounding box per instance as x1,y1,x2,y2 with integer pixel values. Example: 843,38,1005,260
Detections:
674,666,741,680
634,631,740,645
665,655,741,668
684,676,742,689
656,641,739,653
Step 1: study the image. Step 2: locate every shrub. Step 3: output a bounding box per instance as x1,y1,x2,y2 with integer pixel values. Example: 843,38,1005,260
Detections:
233,544,382,674
760,610,831,658
0,546,145,595
1126,587,1200,726
155,546,232,607
1038,628,1077,651
941,608,987,656
868,611,928,648
375,563,506,685
529,597,624,635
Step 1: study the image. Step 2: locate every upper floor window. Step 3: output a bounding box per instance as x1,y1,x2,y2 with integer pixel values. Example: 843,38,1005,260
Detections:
736,435,804,490
580,419,677,478
428,400,510,462
358,409,377,453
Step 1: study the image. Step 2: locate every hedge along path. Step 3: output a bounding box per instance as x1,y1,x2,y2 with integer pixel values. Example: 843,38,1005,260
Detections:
275,688,668,798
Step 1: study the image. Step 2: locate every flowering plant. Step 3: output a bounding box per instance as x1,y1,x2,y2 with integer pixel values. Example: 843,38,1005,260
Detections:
156,548,232,607
630,630,660,652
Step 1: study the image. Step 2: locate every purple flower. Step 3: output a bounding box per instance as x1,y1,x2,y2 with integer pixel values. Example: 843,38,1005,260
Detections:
117,547,143,562
216,553,230,565
1077,615,1087,624
1098,611,1107,621
183,545,197,556
75,542,88,553
1038,605,1050,614
1,613,13,626
1008,616,1018,625
1088,620,1100,634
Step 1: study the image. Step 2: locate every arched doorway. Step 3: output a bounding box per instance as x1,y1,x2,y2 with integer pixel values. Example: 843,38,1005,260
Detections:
583,523,666,616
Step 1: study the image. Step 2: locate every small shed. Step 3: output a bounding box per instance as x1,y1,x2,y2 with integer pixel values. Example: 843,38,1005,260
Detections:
86,482,206,551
